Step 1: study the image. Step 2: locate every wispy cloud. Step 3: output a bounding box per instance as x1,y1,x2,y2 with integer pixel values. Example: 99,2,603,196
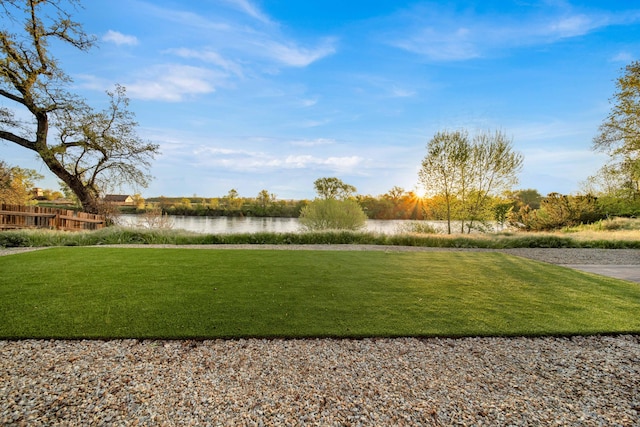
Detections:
289,138,336,147
388,3,640,61
165,48,244,77
146,1,336,68
193,146,363,172
221,0,272,24
611,51,634,62
125,65,218,101
103,30,138,46
257,38,337,67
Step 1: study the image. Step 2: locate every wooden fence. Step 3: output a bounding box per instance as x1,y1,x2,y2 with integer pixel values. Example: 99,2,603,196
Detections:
0,204,106,231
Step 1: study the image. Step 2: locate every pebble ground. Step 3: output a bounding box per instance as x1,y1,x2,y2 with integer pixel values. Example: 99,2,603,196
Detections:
1,336,639,426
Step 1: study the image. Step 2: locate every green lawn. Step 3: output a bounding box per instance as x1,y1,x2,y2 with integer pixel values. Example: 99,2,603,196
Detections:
1,247,639,339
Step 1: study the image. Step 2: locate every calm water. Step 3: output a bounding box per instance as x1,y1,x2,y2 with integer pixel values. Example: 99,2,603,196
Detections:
118,215,452,235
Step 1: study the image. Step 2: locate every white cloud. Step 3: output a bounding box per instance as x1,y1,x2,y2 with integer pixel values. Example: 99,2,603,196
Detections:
192,146,363,172
103,30,138,46
125,65,217,101
166,48,244,76
389,5,640,61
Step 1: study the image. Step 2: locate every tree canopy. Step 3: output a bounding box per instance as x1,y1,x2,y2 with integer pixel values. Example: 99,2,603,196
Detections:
313,177,357,200
0,0,159,214
419,129,523,233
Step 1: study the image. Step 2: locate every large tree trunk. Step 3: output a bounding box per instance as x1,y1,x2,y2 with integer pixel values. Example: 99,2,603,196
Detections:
33,114,101,214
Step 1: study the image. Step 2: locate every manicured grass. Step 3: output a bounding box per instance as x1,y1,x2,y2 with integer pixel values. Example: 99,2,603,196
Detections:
1,248,639,339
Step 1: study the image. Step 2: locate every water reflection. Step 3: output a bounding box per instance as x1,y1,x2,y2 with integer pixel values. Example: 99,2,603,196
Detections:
118,215,449,235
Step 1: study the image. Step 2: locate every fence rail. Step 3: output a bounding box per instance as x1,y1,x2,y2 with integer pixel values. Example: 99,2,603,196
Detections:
0,204,106,231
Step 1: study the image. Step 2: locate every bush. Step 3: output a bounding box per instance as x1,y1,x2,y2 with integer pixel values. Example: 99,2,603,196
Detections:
508,193,606,231
298,199,367,231
0,232,30,248
395,221,440,234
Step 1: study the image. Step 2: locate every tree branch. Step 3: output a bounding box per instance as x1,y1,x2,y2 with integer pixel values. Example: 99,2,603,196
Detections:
0,129,36,151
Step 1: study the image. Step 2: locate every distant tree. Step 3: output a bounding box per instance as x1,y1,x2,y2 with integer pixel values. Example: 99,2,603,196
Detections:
582,165,640,216
179,198,192,209
222,189,242,211
506,189,543,210
299,198,367,231
384,186,405,203
254,189,276,216
0,1,159,214
131,194,146,210
313,177,357,200
0,160,43,204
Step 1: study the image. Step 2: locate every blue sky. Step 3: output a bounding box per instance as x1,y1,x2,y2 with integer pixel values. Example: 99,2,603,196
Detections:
3,0,640,199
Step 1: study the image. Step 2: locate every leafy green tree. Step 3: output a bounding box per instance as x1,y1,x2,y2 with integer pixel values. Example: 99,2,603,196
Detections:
253,189,275,215
301,177,366,230
462,130,524,232
0,1,159,214
418,130,470,233
593,61,640,199
299,198,367,231
222,189,243,212
419,130,523,233
313,177,357,200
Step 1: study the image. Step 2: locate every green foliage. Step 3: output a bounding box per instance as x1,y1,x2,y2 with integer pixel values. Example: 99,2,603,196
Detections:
395,221,440,234
0,233,29,248
299,198,367,231
509,193,607,231
419,129,523,234
313,177,357,200
2,248,639,339
0,160,43,205
593,61,640,197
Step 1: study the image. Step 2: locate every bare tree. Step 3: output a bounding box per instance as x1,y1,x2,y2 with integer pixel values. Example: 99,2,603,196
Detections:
0,0,159,213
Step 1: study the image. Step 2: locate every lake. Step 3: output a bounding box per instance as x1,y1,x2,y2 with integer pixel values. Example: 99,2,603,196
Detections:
118,215,454,235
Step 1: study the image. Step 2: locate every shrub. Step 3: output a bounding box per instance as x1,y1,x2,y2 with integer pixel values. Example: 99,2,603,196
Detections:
395,221,440,234
0,232,29,248
298,199,367,231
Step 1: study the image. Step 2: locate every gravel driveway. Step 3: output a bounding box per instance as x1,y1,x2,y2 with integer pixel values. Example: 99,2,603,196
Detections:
1,246,639,425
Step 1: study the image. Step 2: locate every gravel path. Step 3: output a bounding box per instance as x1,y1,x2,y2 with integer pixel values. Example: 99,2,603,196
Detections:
1,246,639,425
1,336,639,426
